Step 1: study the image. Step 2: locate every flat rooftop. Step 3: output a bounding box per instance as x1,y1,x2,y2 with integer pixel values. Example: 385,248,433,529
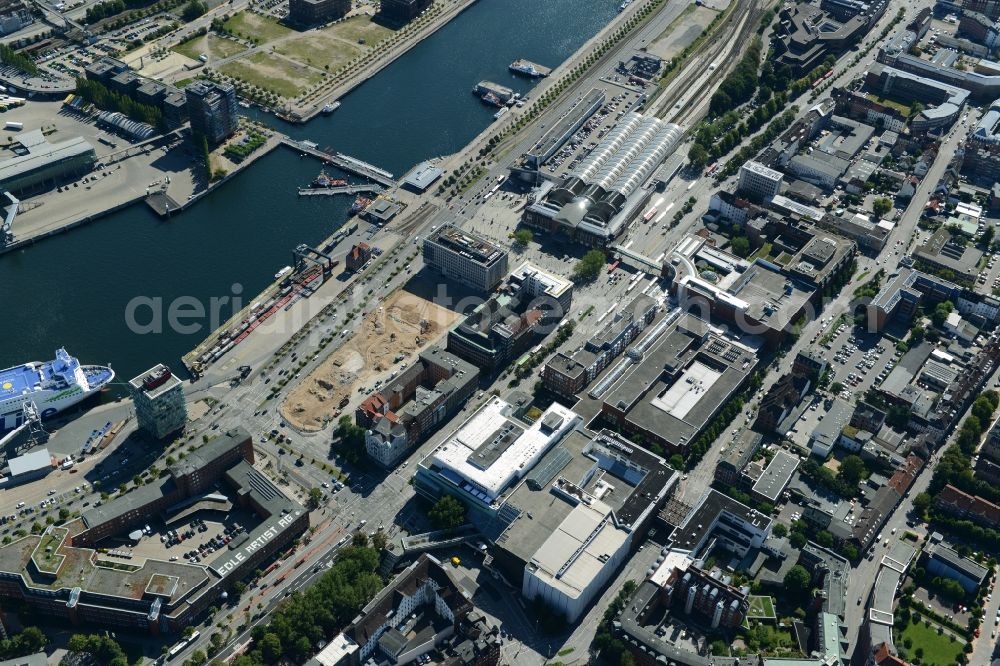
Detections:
128,364,182,400
751,449,800,503
426,224,507,268
495,429,677,563
525,499,628,601
0,130,95,185
402,161,444,191
604,321,756,450
427,398,581,502
672,488,771,553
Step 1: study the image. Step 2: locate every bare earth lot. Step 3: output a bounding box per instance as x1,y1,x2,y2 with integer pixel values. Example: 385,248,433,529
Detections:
281,290,460,431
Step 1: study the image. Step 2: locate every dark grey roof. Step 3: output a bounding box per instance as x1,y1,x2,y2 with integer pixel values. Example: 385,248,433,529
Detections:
926,542,989,583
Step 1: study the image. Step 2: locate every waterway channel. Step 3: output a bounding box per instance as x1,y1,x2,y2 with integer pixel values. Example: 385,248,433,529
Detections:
0,0,619,384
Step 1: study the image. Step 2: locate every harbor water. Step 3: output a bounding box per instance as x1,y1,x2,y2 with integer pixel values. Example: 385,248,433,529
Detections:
0,0,618,383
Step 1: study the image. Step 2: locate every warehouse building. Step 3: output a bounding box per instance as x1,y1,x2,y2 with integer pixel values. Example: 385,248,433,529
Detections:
0,130,96,196
423,224,509,292
522,113,683,247
2,448,53,485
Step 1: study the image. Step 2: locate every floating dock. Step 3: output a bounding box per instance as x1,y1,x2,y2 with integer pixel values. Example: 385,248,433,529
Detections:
473,80,516,103
298,184,384,196
280,137,395,187
509,59,551,78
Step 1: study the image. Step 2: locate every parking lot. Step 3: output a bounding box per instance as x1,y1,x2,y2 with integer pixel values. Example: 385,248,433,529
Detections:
117,510,257,566
974,245,1000,297
786,320,901,449
818,318,900,401
542,86,645,179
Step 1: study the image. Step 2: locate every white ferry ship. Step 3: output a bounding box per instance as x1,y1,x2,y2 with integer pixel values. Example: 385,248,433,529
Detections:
0,349,114,430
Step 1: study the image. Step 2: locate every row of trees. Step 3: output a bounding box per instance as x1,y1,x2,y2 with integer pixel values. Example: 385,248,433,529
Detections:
592,579,638,664
66,633,129,666
716,109,798,179
0,44,37,75
513,319,576,381
233,546,382,665
0,628,47,661
683,370,764,469
86,0,130,23
75,78,165,130
690,92,790,168
708,36,762,117
922,392,1000,507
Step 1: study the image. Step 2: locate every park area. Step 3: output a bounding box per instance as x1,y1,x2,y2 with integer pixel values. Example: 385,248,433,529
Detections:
188,12,398,99
280,289,461,431
896,617,965,666
219,52,324,98
173,33,248,62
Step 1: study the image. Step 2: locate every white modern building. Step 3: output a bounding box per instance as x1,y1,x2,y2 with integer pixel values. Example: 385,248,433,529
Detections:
738,160,784,200
422,225,509,293
522,498,631,623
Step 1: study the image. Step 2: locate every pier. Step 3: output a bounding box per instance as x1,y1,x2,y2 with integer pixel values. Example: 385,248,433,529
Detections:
298,184,384,197
280,138,395,187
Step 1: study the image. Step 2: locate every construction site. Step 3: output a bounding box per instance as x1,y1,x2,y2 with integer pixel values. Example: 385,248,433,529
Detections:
279,289,460,431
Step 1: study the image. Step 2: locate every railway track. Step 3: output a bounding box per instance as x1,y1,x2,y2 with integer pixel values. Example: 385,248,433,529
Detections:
654,0,765,128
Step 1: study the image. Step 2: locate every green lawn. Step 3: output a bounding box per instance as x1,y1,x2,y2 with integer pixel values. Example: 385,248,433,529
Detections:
898,619,964,666
223,11,294,43
33,532,65,573
748,595,776,618
173,33,248,61
865,93,912,116
749,241,774,261
219,52,323,98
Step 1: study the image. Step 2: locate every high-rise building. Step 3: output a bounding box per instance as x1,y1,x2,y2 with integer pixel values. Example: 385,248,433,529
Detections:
288,0,350,25
185,81,238,144
737,160,784,201
379,0,432,24
129,365,187,439
422,224,509,292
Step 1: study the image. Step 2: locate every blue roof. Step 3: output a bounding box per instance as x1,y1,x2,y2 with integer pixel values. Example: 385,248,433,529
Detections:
0,363,37,397
0,349,81,398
